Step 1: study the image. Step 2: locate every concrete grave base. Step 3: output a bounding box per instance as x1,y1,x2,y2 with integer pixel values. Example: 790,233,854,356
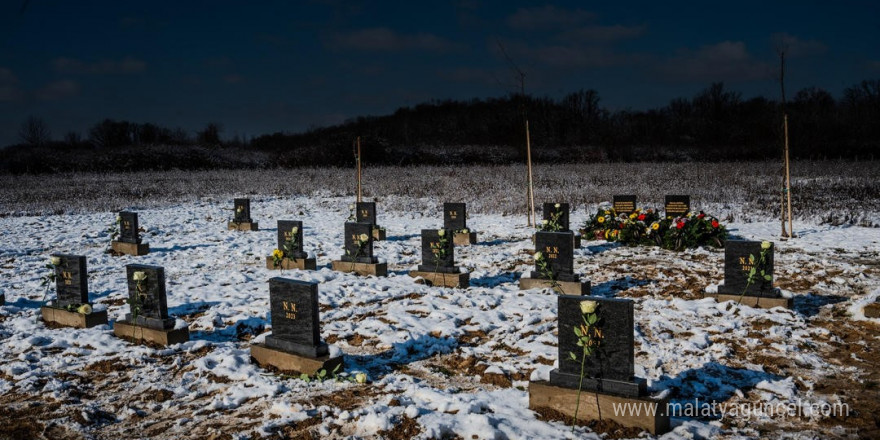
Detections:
705,293,792,309
453,231,478,246
41,306,108,329
864,301,880,318
113,321,190,346
529,381,670,435
111,241,150,256
408,270,470,288
520,278,590,295
250,343,344,376
0,293,4,306
331,260,388,277
265,256,317,271
372,228,386,241
228,222,259,231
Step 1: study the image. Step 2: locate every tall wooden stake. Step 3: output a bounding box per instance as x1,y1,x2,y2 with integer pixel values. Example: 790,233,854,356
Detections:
356,137,362,203
784,115,794,237
778,49,792,238
525,119,535,226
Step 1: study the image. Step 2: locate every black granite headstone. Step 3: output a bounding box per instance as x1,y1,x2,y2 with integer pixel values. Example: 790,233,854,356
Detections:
118,211,140,244
612,195,637,215
542,202,571,231
443,203,467,231
532,231,578,282
340,222,377,264
277,220,307,259
549,295,645,397
664,195,690,218
53,254,89,308
233,198,252,223
355,202,377,226
125,264,174,330
417,229,458,273
718,240,775,297
264,277,328,358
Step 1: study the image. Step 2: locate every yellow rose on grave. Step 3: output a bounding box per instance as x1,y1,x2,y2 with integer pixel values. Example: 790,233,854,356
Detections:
651,222,660,230
438,229,446,237
554,203,561,209
533,251,543,261
272,249,283,259
761,241,772,250
541,219,548,225
49,256,61,266
77,304,92,315
461,229,469,234
355,373,367,384
132,271,147,281
358,233,369,243
291,227,299,235
597,216,605,224
579,300,598,314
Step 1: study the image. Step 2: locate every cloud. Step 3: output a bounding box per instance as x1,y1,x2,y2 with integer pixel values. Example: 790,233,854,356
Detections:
0,67,24,102
329,27,456,52
223,74,244,84
656,41,771,82
560,25,646,43
506,5,595,30
52,56,146,74
502,40,647,69
36,80,80,100
439,67,498,85
770,32,827,58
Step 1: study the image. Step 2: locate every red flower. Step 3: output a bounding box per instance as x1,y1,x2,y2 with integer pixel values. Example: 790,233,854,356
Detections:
638,214,646,221
697,212,705,219
619,223,625,229
711,220,719,228
676,221,685,230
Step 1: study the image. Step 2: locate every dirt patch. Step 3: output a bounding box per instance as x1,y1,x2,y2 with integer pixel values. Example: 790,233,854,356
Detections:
302,386,379,412
377,415,421,439
480,372,512,388
258,415,322,440
533,406,647,438
85,358,128,374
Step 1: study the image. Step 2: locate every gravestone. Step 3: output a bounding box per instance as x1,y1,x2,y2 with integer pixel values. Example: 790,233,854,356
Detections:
41,254,108,328
340,222,377,264
264,278,327,357
119,211,140,244
114,264,189,345
532,231,578,282
710,240,789,309
53,254,88,308
277,220,307,259
234,198,253,223
444,203,467,231
612,195,637,215
664,195,690,218
123,264,174,330
355,202,377,225
542,203,570,231
251,278,343,375
418,230,458,273
528,295,669,434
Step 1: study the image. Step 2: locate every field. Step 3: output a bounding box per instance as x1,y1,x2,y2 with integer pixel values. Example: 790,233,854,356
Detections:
1,161,880,440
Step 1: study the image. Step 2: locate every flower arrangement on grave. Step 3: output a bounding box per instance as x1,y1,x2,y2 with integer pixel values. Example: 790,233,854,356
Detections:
538,203,565,232
569,300,604,429
737,241,773,304
582,207,617,240
534,251,563,293
655,211,727,250
584,207,726,250
272,226,301,270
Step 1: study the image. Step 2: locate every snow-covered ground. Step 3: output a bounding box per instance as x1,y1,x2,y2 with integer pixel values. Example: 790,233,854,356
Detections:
1,195,879,439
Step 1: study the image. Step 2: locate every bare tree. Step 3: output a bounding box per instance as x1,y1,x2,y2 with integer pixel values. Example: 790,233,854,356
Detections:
18,116,50,146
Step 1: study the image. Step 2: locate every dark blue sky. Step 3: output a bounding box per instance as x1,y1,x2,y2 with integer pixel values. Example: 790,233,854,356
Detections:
1,0,877,146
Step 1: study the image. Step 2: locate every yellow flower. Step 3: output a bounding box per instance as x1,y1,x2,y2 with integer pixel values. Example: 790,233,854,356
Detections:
604,229,610,239
355,373,367,383
611,230,619,237
629,213,637,220
651,222,660,230
554,203,561,209
358,233,369,243
272,249,283,259
438,229,446,237
49,256,61,266
579,300,597,314
461,228,469,234
534,251,543,260
597,216,605,224
291,226,299,235
761,241,772,250
77,304,92,315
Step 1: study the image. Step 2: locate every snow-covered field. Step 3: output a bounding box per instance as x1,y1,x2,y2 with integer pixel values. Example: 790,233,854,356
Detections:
1,195,879,439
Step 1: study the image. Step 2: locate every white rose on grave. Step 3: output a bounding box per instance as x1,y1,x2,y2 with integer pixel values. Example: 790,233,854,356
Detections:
349,204,355,210
541,219,548,225
358,234,369,243
579,300,598,314
49,256,61,266
132,271,147,281
462,229,469,234
438,229,446,237
77,304,92,315
291,226,299,235
116,215,122,222
761,241,772,250
534,251,543,261
554,203,561,209
355,373,367,384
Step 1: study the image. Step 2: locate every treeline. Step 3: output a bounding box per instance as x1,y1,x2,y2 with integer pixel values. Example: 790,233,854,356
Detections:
2,80,878,173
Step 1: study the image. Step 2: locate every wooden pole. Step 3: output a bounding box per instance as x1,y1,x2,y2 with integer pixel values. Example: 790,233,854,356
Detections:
784,115,794,237
778,50,790,238
356,136,362,203
525,119,535,226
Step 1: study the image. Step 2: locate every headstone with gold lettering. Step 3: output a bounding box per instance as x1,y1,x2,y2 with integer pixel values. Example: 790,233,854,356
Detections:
111,211,150,255
356,201,386,241
664,195,690,218
444,202,477,245
408,229,469,288
330,222,388,276
540,202,582,249
266,220,317,270
528,295,670,434
40,254,108,328
250,278,343,375
612,195,637,215
520,231,589,295
229,198,259,231
707,240,791,309
113,264,190,346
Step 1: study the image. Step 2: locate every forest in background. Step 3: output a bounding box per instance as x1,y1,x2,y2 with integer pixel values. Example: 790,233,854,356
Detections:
1,79,878,174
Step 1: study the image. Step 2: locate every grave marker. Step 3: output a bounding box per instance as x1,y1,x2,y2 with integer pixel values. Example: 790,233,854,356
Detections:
41,254,108,328
229,198,259,231
267,220,316,270
664,195,690,218
409,229,469,288
356,201,386,240
520,231,589,295
444,202,478,245
540,202,581,248
613,195,637,215
708,240,790,309
113,264,190,345
331,222,387,276
111,211,150,255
